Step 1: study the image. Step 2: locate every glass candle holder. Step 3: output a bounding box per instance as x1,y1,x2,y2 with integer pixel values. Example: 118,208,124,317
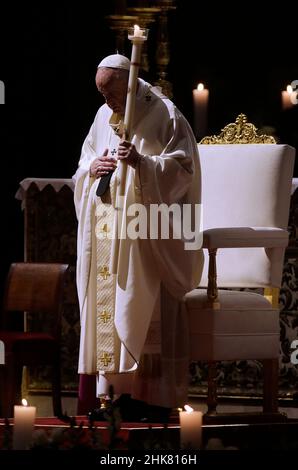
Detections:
128,25,149,41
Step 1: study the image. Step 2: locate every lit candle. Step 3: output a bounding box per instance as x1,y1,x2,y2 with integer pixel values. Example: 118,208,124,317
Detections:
192,83,209,141
179,404,203,449
13,399,36,450
133,24,143,38
127,24,146,41
282,85,294,110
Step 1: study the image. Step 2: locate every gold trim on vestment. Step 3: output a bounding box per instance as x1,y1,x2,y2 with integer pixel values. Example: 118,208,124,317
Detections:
96,202,117,372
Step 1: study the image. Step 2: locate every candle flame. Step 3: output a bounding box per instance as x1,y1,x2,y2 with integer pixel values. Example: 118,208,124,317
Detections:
134,24,140,34
22,399,28,407
287,85,293,94
184,404,194,413
197,83,204,91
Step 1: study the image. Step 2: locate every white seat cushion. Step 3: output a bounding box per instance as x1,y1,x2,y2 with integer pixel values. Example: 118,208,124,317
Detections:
203,227,288,249
185,289,279,361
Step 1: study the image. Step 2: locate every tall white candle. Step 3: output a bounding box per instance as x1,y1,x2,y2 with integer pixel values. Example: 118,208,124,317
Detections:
125,25,148,138
118,25,148,197
193,83,209,141
179,404,202,449
13,399,36,450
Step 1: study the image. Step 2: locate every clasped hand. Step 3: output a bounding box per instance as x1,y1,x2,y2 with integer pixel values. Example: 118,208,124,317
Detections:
117,140,140,169
89,141,140,178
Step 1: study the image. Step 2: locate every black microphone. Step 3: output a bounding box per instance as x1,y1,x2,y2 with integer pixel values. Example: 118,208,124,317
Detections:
96,171,113,197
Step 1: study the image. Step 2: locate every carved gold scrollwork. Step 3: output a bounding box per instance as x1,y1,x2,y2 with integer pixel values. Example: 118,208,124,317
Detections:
200,114,276,145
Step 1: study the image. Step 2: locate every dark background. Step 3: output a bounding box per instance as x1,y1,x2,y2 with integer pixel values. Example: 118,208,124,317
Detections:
0,0,297,291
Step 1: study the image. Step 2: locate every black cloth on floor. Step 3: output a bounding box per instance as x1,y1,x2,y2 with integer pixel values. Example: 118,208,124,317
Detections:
88,394,172,423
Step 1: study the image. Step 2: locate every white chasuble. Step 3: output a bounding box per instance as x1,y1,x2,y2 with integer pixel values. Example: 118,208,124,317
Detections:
73,78,204,406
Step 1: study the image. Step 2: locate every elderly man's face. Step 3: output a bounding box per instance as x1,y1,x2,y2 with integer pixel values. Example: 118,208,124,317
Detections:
96,68,128,115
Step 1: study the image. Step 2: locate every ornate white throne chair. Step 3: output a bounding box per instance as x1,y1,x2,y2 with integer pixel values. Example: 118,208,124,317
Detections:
184,114,295,419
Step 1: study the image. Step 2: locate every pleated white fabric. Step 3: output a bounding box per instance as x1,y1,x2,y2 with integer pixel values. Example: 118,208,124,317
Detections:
73,79,203,406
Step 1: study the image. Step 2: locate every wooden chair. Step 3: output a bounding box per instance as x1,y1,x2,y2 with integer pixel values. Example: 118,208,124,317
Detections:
0,262,68,417
184,115,295,421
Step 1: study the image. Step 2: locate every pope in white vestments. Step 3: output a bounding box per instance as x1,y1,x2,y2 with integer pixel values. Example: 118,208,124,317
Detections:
73,54,204,409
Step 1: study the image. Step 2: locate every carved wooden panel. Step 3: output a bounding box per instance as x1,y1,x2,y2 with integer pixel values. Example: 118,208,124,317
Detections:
23,182,79,392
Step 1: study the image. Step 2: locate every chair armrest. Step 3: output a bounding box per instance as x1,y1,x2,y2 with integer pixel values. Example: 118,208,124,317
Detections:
203,227,289,249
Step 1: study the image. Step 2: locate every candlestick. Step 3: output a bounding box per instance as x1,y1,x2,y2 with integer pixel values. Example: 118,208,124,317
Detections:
13,399,36,450
125,25,149,138
179,404,202,449
96,25,148,198
117,25,148,198
193,83,209,141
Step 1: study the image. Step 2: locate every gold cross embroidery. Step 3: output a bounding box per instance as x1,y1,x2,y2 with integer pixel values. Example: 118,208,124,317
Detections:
99,223,109,238
100,352,112,367
100,310,111,323
99,266,110,280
